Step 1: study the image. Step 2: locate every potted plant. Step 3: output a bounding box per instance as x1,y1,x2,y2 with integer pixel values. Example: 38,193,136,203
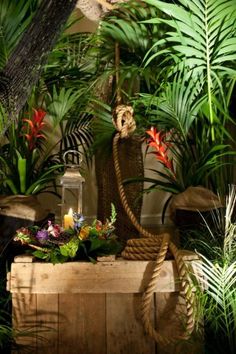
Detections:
0,108,64,196
0,1,96,193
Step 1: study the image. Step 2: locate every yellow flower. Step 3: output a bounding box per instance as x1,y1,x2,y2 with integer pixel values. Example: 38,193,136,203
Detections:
78,226,90,240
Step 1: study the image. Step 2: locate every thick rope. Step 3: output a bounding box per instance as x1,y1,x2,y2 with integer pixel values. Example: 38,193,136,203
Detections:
112,129,196,344
112,105,136,138
113,133,156,237
169,241,196,339
112,41,195,344
140,234,170,346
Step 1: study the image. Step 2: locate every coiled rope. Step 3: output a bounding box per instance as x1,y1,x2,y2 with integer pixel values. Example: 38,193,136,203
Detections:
112,112,196,345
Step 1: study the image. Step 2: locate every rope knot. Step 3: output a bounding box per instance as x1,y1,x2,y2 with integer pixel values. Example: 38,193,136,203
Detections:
113,104,136,138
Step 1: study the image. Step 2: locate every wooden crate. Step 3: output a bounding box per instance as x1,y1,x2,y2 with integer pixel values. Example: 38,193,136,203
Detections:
7,253,203,354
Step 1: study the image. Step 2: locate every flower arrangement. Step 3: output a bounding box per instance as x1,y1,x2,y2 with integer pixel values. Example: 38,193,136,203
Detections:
14,204,122,263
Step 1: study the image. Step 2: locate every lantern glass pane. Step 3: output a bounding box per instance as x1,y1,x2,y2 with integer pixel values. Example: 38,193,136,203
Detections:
60,167,85,223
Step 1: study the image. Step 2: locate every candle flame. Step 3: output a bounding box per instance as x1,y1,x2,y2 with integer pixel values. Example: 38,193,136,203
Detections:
68,208,73,216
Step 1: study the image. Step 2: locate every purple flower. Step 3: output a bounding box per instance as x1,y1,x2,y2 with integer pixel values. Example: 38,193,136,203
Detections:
36,229,49,244
73,213,85,231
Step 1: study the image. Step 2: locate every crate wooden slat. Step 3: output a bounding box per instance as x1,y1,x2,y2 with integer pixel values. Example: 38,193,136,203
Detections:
8,254,203,354
9,258,180,294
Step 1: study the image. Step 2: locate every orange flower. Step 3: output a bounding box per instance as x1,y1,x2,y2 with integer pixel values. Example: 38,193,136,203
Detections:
146,127,175,174
78,226,90,240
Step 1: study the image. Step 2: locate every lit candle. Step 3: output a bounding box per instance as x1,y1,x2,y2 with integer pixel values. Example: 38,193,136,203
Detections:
64,208,74,229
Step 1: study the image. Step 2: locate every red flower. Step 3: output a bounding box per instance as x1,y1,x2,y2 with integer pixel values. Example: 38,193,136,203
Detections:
22,109,46,151
146,127,175,174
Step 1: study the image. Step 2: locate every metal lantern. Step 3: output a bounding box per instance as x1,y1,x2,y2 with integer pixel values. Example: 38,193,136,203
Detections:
60,151,85,226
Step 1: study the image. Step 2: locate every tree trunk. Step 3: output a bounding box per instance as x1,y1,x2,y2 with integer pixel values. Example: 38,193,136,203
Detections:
0,0,77,125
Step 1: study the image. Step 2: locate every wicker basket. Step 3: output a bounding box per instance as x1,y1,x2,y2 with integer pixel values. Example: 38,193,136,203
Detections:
95,136,143,242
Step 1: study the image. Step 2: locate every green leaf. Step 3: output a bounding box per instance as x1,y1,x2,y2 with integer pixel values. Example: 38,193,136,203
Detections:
0,0,36,70
32,250,49,260
59,238,79,258
143,0,236,140
16,151,26,194
49,249,68,264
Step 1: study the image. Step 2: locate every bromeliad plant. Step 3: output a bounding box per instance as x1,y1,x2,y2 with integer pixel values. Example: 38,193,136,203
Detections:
137,0,236,197
0,2,95,193
0,108,63,195
13,204,122,263
143,120,234,196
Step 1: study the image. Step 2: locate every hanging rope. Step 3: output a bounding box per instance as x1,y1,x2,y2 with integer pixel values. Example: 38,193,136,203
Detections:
113,129,196,345
112,42,196,345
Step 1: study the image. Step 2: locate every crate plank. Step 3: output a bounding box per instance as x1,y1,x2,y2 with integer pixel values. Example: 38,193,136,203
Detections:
36,294,59,353
12,293,37,353
155,292,203,354
106,293,156,354
9,259,179,294
58,293,106,354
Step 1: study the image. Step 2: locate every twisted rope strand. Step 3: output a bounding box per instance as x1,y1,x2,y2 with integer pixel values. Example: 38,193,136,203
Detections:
140,234,170,345
113,132,155,237
169,241,196,338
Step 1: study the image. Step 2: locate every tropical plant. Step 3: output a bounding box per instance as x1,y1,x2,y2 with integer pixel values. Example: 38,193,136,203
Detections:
89,0,164,153
0,0,96,195
135,0,236,197
0,108,64,195
23,14,95,168
190,186,236,354
85,0,236,219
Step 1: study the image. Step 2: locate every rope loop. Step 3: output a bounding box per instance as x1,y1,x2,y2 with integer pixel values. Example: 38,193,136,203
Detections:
112,132,196,345
112,104,136,138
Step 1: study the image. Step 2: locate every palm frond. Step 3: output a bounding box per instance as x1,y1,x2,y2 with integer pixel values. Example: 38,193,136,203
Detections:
143,0,236,139
0,0,37,70
91,101,116,158
60,114,94,166
193,255,236,342
153,73,202,136
46,86,80,127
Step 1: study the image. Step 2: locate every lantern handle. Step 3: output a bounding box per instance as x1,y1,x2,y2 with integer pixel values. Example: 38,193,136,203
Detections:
63,150,83,167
